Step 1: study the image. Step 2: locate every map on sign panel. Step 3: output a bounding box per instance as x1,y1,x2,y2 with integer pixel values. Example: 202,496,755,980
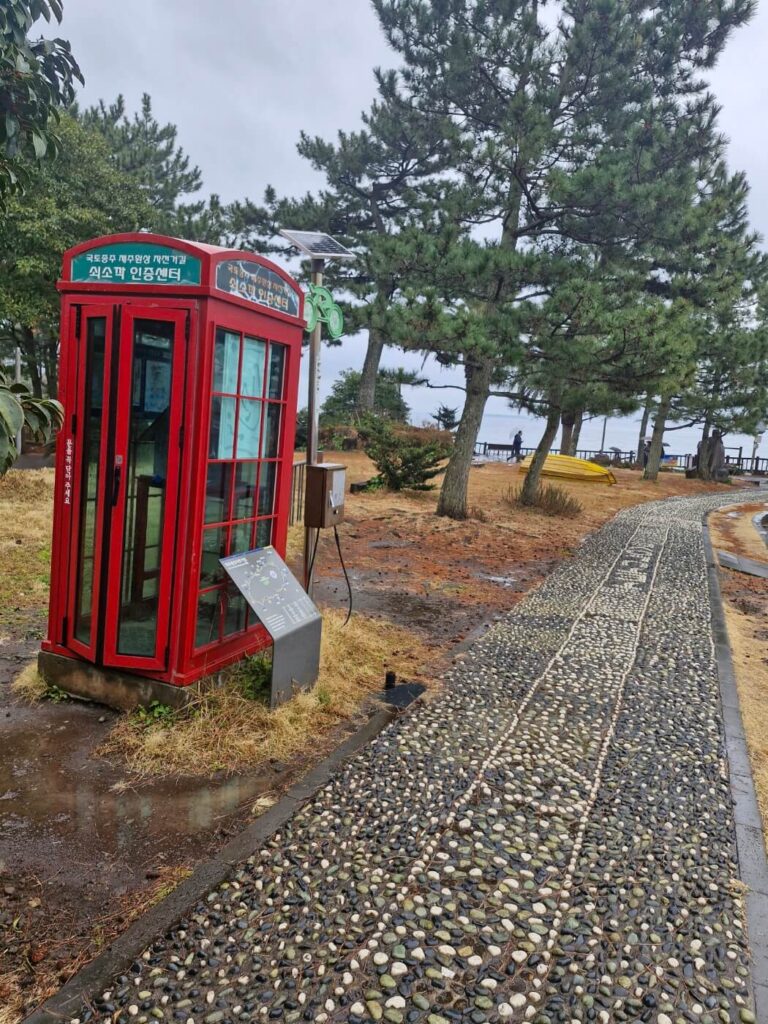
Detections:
278,230,355,260
220,547,320,641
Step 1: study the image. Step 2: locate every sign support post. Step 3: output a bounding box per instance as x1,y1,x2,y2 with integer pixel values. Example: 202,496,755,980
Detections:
220,547,322,707
279,230,355,596
304,257,324,595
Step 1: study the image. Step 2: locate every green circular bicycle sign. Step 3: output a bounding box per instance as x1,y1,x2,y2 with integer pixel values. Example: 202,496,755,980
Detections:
304,284,344,340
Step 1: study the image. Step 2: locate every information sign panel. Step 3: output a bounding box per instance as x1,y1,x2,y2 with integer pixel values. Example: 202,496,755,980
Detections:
220,546,321,706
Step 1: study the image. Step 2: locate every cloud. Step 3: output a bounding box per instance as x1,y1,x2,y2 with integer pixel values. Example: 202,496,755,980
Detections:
58,1,767,454
61,0,394,204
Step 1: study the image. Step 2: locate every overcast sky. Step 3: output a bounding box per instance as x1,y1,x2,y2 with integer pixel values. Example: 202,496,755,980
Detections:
56,1,768,453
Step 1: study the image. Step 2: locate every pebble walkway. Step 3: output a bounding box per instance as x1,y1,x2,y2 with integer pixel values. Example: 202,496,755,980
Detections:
77,493,759,1024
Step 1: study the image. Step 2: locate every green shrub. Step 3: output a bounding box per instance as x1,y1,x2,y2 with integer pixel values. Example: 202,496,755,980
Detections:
505,482,583,518
44,683,70,704
134,700,175,727
358,416,451,491
234,653,272,703
0,369,63,474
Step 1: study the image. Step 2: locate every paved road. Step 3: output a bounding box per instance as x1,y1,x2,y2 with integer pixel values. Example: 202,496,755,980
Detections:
73,494,759,1024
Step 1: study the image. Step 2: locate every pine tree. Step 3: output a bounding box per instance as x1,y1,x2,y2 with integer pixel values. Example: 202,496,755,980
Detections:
371,0,756,518
78,93,208,236
641,161,768,480
320,369,413,425
228,82,452,407
434,404,459,431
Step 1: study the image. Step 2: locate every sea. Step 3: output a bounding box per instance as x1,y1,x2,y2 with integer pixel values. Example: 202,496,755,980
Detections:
304,343,766,463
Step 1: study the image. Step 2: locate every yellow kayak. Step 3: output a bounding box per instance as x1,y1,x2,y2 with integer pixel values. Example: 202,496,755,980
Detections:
519,453,617,485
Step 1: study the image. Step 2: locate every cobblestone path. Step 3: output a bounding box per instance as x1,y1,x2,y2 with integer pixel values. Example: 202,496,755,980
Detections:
78,494,759,1024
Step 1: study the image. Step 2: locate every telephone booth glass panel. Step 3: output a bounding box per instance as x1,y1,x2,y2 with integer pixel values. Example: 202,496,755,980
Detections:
196,326,288,651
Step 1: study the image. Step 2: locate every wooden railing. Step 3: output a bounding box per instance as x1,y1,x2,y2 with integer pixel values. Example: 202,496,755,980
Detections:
473,442,768,475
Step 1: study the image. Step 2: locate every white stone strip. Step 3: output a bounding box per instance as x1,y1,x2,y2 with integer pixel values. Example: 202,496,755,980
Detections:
524,523,673,1014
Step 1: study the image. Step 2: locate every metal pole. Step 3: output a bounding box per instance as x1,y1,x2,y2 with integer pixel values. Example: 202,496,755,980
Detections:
304,258,324,593
14,346,22,455
600,416,607,453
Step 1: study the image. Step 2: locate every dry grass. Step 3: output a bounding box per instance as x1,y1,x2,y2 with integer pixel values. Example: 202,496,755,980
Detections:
708,504,768,841
285,521,304,567
710,501,768,564
10,662,46,702
0,984,21,1024
99,608,429,778
722,599,768,830
504,481,584,518
0,470,55,630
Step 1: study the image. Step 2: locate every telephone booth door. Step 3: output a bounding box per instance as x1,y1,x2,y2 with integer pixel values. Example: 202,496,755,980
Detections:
66,301,189,672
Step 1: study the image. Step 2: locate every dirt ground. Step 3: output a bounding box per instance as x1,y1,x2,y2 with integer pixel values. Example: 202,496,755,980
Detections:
309,452,731,646
0,457,731,1019
709,502,768,839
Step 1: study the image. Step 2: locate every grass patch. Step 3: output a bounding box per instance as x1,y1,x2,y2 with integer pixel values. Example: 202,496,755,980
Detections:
10,663,47,702
98,608,429,779
0,469,55,629
504,482,583,518
11,664,71,705
285,522,304,567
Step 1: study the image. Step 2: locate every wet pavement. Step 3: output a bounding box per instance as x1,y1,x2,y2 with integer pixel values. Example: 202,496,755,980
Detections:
0,699,289,897
58,492,763,1024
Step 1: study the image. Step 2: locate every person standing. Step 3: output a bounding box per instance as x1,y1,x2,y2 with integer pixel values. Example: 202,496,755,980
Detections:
510,430,523,462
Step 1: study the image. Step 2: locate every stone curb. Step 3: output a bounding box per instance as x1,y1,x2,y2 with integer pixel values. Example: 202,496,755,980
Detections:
703,518,768,1023
23,700,409,1024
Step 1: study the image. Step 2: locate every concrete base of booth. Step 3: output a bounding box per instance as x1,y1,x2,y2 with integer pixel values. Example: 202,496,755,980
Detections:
38,651,202,712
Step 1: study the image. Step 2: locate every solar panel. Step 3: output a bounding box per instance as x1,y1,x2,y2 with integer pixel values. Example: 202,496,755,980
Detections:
279,229,355,260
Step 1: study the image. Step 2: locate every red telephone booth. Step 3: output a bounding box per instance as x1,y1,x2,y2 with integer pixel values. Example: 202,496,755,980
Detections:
41,233,305,702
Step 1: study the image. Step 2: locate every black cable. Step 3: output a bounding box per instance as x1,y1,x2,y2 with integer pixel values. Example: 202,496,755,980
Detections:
334,524,353,626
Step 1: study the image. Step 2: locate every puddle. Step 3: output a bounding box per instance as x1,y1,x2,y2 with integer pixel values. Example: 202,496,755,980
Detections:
0,695,277,894
479,573,518,588
753,510,768,548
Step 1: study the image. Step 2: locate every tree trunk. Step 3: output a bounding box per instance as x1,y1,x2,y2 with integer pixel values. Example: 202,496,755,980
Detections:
560,411,575,456
519,404,562,504
436,357,493,519
643,397,670,481
569,410,583,456
44,334,58,398
357,327,386,413
696,421,712,480
636,397,652,465
19,326,43,397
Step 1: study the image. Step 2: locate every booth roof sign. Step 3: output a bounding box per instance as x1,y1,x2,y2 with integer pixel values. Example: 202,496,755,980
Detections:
70,241,202,285
216,259,300,318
